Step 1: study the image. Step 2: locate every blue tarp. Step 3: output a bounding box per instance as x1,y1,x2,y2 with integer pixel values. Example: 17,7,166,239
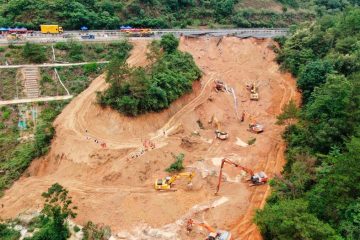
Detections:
0,27,9,31
81,26,88,30
120,26,132,29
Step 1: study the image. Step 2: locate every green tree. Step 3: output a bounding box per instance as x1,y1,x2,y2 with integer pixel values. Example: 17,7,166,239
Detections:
160,34,179,53
255,199,340,240
276,99,300,125
26,183,77,240
0,223,20,240
166,153,185,172
304,74,354,152
297,60,333,103
307,135,360,228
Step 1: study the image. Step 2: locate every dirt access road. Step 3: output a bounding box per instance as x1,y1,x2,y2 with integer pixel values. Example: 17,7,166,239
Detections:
0,37,299,239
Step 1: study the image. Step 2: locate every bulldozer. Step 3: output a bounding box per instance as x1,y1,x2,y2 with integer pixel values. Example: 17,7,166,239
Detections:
154,172,195,191
209,115,229,140
187,219,232,240
215,158,268,194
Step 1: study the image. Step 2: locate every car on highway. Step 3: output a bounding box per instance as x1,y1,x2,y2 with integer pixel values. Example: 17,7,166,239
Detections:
81,34,95,40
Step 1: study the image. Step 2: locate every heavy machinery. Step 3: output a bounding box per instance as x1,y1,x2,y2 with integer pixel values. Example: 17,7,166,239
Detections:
40,25,63,34
248,121,264,134
215,158,268,194
209,115,229,140
154,172,195,191
187,219,232,240
246,83,259,101
214,80,226,92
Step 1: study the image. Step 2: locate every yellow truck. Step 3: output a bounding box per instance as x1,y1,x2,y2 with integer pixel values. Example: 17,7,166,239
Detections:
40,25,63,34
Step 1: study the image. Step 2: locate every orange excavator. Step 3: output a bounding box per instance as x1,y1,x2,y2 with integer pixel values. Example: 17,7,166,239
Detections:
215,158,268,194
187,219,232,240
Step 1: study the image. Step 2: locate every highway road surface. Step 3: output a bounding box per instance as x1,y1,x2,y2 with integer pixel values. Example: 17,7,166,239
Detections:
0,61,109,69
0,28,288,45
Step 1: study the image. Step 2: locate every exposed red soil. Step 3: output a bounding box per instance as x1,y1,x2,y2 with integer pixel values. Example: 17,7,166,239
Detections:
0,37,299,239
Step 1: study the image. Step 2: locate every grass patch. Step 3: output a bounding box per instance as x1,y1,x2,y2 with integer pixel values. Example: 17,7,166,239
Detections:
166,153,185,173
0,69,24,100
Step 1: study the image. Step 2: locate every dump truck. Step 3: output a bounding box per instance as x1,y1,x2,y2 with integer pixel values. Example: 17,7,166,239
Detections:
40,25,63,34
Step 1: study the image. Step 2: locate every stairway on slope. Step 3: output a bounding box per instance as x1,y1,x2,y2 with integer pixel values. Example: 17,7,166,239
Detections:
22,66,40,98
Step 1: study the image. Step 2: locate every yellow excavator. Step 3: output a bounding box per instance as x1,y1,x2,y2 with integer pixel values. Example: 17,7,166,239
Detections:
209,115,228,140
154,172,195,191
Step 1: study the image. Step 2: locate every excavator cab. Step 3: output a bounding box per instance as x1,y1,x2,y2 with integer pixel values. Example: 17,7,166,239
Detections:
248,123,264,134
207,231,232,240
154,172,195,191
187,219,232,240
250,171,268,185
215,130,228,140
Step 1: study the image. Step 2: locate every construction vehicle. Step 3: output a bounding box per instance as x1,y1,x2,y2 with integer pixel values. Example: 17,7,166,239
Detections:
215,158,268,194
40,25,63,34
81,34,95,40
248,120,264,134
214,80,226,92
154,172,195,191
246,83,259,101
209,115,229,140
121,27,154,37
187,219,232,240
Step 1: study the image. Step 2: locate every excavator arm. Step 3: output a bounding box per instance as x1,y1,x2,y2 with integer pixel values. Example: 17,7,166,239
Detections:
166,172,195,185
215,158,255,194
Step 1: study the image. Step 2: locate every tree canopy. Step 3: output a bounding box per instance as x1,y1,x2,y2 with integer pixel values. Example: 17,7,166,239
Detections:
98,34,201,116
257,8,360,240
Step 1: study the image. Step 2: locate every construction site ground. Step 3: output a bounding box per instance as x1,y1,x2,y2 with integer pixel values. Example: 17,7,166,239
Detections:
0,36,299,239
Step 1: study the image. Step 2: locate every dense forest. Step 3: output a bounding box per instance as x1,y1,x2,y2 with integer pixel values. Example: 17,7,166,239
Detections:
255,8,360,240
98,34,201,116
0,0,359,29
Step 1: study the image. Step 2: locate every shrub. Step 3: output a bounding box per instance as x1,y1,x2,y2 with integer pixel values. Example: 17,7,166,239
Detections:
73,225,80,233
2,109,11,120
0,223,20,240
54,42,70,50
68,41,84,62
166,153,185,172
83,221,111,240
83,63,98,74
160,34,179,53
40,73,53,85
22,43,47,63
